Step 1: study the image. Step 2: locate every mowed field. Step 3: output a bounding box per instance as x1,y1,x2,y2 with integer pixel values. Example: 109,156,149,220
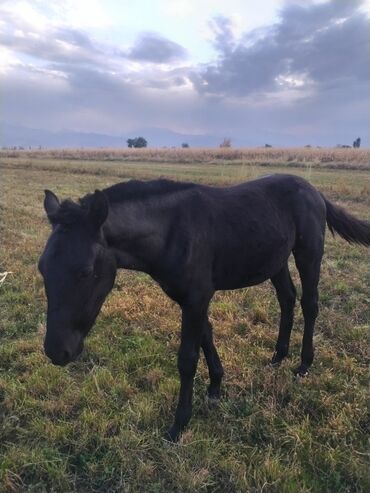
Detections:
0,150,369,492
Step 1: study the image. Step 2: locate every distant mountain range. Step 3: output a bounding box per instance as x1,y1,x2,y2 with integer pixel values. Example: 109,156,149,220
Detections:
0,124,224,148
1,123,366,149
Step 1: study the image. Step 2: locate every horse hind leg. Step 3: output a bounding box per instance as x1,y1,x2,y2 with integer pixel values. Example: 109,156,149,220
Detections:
201,319,224,402
293,245,323,377
270,264,297,366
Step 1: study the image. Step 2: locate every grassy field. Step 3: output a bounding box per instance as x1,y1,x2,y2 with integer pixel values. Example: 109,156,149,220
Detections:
0,152,369,492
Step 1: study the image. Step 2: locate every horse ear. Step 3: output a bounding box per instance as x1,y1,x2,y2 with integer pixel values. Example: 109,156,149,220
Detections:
44,190,60,222
88,190,109,228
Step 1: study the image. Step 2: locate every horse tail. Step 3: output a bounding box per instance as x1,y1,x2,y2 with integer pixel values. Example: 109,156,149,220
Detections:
322,195,370,246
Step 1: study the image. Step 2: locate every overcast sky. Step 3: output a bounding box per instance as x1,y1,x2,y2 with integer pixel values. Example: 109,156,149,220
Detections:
1,0,369,146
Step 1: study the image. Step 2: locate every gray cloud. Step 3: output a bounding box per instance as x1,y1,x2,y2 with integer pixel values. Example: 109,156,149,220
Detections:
125,32,187,63
193,0,369,97
0,8,104,66
1,65,202,140
0,5,188,92
0,4,178,71
209,16,236,55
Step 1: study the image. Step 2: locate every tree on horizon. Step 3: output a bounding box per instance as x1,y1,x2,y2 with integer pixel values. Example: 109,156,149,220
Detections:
353,137,361,148
127,137,148,148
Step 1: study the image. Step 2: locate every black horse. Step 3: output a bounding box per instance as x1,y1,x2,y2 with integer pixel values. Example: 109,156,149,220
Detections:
39,174,370,441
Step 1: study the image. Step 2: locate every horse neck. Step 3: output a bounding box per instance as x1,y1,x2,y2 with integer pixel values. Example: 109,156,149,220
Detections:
103,200,168,272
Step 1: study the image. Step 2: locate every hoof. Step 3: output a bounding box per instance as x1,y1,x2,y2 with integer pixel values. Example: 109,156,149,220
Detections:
270,351,286,367
294,366,309,379
207,395,221,408
164,425,181,443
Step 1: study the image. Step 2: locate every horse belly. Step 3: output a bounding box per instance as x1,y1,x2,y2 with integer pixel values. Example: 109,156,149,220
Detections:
213,236,292,290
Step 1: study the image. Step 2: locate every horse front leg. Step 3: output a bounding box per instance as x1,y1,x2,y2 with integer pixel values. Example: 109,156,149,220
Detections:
166,301,209,442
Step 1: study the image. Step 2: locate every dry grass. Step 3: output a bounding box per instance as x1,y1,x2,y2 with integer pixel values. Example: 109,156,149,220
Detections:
1,146,370,168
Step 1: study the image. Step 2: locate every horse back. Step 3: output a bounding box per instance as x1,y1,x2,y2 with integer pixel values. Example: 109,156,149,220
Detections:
180,174,325,290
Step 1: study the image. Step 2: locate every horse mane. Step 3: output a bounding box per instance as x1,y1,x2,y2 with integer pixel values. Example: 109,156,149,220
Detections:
50,180,196,226
103,179,196,204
